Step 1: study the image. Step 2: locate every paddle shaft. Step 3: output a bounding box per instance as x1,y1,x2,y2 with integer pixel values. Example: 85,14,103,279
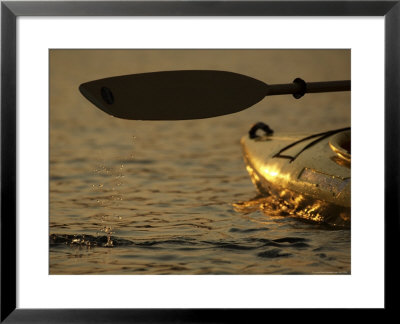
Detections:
266,80,350,97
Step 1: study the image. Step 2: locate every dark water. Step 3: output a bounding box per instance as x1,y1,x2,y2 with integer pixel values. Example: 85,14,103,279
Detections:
50,49,350,274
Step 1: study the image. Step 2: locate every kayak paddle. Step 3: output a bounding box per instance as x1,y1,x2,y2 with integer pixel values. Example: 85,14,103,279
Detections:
79,70,350,120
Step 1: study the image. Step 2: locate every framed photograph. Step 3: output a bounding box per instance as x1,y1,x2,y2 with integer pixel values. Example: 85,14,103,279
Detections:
1,0,398,321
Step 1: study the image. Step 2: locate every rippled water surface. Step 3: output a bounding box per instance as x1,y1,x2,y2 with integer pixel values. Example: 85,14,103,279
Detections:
50,49,351,274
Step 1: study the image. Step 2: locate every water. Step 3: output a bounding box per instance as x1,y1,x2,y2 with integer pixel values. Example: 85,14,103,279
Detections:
50,49,351,274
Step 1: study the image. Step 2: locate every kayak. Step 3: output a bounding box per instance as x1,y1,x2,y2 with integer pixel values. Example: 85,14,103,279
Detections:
240,123,351,226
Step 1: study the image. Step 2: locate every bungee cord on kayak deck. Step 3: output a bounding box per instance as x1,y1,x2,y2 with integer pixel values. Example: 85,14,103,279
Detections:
272,127,351,162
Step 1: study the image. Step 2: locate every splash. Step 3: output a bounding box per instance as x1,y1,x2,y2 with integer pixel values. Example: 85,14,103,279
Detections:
233,189,350,228
49,233,133,248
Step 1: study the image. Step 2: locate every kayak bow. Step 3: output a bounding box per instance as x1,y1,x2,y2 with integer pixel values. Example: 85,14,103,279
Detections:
241,123,351,226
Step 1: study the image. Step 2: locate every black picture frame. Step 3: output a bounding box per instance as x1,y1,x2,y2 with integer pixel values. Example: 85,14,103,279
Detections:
1,0,398,322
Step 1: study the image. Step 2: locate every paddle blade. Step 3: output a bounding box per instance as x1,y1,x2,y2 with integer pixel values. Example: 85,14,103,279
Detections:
79,70,267,120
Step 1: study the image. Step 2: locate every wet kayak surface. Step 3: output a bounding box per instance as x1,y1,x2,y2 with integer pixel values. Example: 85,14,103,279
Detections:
50,49,350,274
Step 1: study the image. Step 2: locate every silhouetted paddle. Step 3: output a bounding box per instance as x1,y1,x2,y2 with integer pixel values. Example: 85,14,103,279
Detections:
79,70,350,120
